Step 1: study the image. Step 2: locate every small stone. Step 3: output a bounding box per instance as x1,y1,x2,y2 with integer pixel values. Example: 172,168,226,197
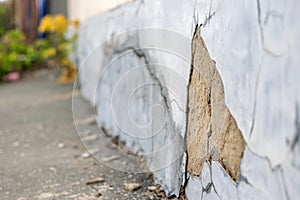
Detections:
49,167,57,172
58,143,65,149
36,193,55,200
108,186,114,190
124,183,141,192
85,177,105,185
81,152,91,158
14,141,20,147
148,186,157,192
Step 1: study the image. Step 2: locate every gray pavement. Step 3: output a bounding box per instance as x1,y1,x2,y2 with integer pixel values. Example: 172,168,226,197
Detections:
0,69,167,200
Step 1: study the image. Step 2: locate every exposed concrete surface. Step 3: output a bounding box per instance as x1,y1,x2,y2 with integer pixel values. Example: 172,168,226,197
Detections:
186,28,245,181
0,69,164,200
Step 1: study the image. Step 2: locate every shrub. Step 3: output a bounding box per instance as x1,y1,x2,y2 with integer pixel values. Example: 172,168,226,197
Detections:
0,14,79,82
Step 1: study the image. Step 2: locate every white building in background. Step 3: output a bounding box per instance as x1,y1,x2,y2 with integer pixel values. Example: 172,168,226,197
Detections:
67,0,132,22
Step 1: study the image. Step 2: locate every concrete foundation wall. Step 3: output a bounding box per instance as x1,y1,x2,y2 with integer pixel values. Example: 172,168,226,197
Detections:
76,0,300,199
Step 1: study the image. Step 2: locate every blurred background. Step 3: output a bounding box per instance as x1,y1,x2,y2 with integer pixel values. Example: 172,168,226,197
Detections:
0,0,133,82
0,0,132,40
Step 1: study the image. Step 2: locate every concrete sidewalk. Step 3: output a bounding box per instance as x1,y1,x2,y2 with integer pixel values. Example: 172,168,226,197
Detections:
0,69,165,200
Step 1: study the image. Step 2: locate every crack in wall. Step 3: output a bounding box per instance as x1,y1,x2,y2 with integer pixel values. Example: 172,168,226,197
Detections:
291,102,300,151
256,0,285,57
197,0,225,29
106,40,185,195
186,26,246,182
239,175,253,187
248,62,261,139
135,49,172,113
170,99,187,113
249,0,264,139
279,166,291,200
108,44,171,111
256,0,264,44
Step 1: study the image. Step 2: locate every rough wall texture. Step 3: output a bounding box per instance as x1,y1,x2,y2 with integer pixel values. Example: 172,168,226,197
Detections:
186,27,246,181
76,0,300,199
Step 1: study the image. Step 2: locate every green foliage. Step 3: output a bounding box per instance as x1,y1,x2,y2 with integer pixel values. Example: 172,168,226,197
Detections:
0,14,79,81
0,30,55,79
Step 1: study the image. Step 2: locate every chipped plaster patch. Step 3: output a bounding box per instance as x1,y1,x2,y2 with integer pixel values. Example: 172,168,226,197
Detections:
186,27,246,181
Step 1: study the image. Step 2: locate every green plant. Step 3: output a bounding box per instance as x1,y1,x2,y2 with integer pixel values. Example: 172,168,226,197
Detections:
0,30,54,79
0,14,79,81
0,30,26,77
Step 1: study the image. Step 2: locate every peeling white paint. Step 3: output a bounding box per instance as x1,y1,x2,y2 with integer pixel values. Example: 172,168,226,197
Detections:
76,0,300,198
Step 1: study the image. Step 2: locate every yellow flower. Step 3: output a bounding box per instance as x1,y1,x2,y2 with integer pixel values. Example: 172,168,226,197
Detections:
38,15,55,33
58,43,68,52
73,19,80,29
54,14,68,34
62,58,72,66
42,48,56,58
